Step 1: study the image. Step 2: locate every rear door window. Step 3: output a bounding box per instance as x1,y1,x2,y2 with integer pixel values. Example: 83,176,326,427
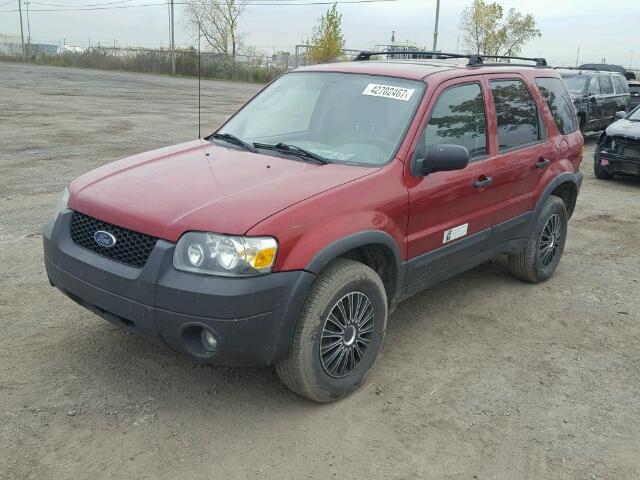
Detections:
423,82,488,159
535,77,578,135
588,77,600,95
598,75,614,95
490,79,542,151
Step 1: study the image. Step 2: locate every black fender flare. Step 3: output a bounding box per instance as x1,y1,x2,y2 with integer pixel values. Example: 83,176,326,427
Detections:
533,171,583,219
305,230,406,301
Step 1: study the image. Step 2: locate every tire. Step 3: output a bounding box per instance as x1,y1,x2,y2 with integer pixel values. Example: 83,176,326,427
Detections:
275,259,387,402
508,196,568,283
594,145,614,180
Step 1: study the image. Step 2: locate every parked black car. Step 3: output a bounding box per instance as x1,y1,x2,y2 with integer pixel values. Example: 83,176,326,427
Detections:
594,105,640,179
558,69,630,133
629,81,640,109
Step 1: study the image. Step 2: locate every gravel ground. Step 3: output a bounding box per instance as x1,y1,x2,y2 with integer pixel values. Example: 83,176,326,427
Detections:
1,62,639,480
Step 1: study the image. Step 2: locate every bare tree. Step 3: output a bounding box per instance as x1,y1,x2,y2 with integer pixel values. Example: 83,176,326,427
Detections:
184,0,248,59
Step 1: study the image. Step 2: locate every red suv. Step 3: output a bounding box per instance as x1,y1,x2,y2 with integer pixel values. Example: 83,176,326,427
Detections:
44,52,583,402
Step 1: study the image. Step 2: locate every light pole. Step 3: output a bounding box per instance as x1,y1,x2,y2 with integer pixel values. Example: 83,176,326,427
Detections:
170,0,176,74
17,0,26,61
25,1,31,56
432,0,441,53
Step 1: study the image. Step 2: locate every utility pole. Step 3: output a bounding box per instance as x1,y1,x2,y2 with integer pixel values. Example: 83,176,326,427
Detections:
25,1,31,57
575,45,580,67
432,0,441,53
170,0,176,75
17,0,26,61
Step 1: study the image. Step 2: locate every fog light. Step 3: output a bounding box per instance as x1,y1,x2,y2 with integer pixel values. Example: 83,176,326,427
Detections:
201,329,218,351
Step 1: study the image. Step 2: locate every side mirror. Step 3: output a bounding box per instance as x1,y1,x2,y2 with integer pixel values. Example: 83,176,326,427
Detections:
416,144,470,176
615,110,627,120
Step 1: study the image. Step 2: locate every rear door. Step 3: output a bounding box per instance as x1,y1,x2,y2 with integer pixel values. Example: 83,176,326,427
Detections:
404,77,497,291
483,75,554,233
598,74,617,126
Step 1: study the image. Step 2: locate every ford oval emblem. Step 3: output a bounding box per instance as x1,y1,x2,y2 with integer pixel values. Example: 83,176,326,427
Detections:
94,230,117,248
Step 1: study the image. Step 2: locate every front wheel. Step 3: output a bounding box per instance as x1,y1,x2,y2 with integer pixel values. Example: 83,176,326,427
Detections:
508,196,568,283
276,259,387,402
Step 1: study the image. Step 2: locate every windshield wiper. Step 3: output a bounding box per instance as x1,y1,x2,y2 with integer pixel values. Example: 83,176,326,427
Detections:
253,142,329,164
210,133,256,152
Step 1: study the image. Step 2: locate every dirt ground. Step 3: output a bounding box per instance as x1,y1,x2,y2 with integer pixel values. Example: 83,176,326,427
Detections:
1,63,639,480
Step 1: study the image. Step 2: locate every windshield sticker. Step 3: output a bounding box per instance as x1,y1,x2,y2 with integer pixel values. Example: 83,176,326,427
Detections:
307,147,355,161
362,84,415,101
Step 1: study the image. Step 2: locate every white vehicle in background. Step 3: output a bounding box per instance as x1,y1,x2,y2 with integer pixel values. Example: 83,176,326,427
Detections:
57,44,87,55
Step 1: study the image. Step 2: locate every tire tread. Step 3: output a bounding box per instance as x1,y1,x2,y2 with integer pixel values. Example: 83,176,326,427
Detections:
276,259,386,402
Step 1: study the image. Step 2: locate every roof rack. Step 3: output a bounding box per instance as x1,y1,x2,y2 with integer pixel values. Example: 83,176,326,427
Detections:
354,50,548,67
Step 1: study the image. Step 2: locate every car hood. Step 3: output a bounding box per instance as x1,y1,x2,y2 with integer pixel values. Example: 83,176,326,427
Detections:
69,140,376,241
606,119,640,139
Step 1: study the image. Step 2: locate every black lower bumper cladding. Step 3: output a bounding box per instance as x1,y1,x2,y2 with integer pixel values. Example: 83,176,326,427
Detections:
44,210,315,366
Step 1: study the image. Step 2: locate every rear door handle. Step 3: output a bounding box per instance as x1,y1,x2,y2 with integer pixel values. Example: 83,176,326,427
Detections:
473,176,493,189
536,158,551,169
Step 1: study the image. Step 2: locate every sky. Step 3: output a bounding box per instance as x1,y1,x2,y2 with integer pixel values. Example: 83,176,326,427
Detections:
0,0,638,68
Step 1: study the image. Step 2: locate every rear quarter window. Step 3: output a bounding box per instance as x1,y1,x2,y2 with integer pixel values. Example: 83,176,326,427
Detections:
535,77,579,135
613,76,629,94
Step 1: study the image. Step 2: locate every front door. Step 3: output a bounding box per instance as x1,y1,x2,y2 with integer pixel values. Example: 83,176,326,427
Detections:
404,78,497,293
586,77,605,130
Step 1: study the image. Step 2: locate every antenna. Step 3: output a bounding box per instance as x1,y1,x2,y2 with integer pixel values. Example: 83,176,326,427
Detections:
197,24,201,139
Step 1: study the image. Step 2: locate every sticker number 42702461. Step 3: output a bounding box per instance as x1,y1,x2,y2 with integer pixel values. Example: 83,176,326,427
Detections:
362,84,416,101
443,223,468,243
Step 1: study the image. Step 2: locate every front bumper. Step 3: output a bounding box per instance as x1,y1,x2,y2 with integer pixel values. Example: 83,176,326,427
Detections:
598,150,640,175
44,211,315,366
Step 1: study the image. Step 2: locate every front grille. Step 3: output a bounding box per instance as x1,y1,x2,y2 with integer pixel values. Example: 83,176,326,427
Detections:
70,211,157,268
612,136,640,158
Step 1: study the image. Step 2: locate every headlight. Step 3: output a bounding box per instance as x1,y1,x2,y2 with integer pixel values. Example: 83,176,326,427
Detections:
52,187,69,221
173,232,277,276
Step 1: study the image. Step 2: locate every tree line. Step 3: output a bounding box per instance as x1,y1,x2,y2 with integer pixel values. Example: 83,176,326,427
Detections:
184,0,540,64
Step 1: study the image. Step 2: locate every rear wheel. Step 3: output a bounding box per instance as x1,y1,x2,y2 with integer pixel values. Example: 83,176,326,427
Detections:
508,196,568,283
594,145,614,180
276,259,387,402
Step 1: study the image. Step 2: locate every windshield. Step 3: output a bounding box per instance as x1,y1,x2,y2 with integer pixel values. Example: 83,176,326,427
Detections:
218,72,425,165
628,106,640,121
561,74,588,95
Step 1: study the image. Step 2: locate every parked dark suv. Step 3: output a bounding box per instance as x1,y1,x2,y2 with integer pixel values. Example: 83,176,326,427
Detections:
44,52,584,402
629,81,640,109
558,68,630,132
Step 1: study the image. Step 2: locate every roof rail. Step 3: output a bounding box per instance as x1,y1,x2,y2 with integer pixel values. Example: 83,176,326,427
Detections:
554,66,598,72
354,50,548,67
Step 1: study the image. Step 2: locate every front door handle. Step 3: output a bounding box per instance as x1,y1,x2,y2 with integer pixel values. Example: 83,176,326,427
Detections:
473,176,493,189
536,158,551,169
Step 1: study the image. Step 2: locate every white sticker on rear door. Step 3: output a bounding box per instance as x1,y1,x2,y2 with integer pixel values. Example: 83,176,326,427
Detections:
362,83,415,101
443,223,468,243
